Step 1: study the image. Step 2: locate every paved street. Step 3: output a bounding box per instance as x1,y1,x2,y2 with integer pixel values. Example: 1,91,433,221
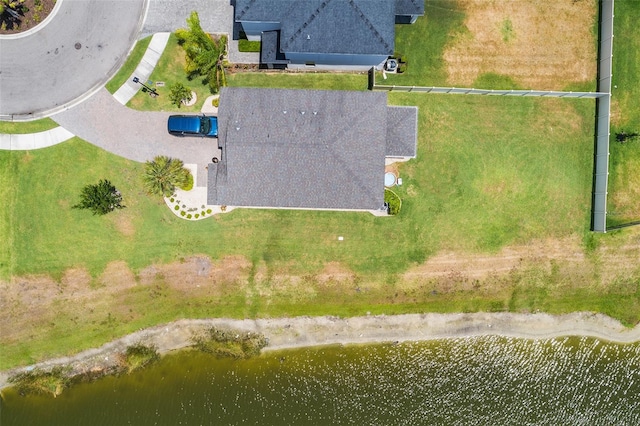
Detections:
0,0,145,120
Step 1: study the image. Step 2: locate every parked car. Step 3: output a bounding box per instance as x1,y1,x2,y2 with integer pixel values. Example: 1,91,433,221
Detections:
168,114,218,138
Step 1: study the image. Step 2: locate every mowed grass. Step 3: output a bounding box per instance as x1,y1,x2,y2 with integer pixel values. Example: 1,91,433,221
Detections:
0,118,59,134
226,71,368,91
2,93,594,279
386,0,597,91
105,36,152,94
127,34,210,112
608,0,640,225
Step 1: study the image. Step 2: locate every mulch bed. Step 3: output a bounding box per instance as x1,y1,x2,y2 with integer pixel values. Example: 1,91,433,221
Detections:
0,0,57,34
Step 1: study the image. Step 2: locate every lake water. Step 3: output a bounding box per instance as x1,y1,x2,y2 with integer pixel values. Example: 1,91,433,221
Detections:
2,336,640,425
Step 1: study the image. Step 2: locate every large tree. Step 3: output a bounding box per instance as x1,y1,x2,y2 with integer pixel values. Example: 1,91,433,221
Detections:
73,180,124,215
143,156,192,197
175,11,227,93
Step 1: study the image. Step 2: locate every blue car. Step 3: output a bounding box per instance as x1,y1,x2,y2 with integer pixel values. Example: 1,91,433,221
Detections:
168,115,218,138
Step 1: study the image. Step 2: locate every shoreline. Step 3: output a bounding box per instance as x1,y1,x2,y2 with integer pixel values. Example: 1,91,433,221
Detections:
2,311,640,391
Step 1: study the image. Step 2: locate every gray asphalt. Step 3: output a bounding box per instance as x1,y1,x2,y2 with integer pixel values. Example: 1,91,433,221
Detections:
0,0,145,120
53,88,217,184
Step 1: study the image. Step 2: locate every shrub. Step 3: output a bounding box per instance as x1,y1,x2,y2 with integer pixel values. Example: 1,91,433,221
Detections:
206,209,212,214
179,172,194,191
119,344,159,373
193,327,268,359
180,211,186,216
187,214,192,219
9,367,70,397
170,197,175,202
73,179,124,215
212,97,219,107
174,205,180,210
195,213,200,218
384,189,401,215
168,82,192,108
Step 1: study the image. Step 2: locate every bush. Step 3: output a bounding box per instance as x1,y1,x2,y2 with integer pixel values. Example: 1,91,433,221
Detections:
9,367,70,397
179,172,194,191
195,213,199,218
168,82,192,108
187,214,192,219
193,327,268,359
73,179,124,215
212,97,219,107
181,211,186,216
206,209,212,214
384,189,401,215
119,344,159,373
174,205,180,210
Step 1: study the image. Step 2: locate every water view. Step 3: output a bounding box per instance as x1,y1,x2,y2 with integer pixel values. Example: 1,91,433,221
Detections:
2,336,640,425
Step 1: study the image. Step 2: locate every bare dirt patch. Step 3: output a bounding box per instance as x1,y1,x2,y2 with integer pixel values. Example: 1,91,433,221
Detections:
443,0,597,90
401,236,587,293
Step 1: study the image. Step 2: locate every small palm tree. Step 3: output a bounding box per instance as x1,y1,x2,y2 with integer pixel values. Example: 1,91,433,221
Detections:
176,11,227,94
143,156,191,197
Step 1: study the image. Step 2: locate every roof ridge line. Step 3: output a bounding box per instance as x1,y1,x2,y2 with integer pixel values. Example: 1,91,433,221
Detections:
347,0,391,52
283,0,333,49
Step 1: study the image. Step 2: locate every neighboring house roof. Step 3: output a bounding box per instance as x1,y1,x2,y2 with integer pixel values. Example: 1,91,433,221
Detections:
386,106,418,158
236,0,408,56
395,0,425,16
208,88,414,211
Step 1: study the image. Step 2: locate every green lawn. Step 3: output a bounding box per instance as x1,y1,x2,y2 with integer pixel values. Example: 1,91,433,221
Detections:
127,34,216,112
105,36,152,94
608,0,640,226
386,0,466,86
238,39,261,52
1,95,595,281
0,118,59,134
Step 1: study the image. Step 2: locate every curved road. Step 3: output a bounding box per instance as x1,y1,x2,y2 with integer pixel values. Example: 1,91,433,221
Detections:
0,0,145,120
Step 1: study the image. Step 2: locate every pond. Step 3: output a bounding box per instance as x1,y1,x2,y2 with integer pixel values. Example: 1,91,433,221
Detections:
2,336,640,425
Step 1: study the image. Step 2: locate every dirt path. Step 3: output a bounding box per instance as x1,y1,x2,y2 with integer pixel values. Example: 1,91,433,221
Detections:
2,311,638,391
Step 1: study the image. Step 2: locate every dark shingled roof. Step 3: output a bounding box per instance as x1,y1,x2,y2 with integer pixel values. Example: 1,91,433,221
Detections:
235,0,399,56
209,88,390,210
386,106,418,158
395,0,424,16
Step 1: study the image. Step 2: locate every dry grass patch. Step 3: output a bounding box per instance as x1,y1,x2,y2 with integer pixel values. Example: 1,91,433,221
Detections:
444,0,596,89
401,237,586,291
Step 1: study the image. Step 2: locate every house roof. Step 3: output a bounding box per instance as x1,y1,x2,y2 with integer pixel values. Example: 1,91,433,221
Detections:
395,0,425,16
208,88,392,210
235,0,399,56
386,106,418,158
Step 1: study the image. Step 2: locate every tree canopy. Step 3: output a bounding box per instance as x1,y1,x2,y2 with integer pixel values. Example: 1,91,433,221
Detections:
175,11,227,94
73,180,125,215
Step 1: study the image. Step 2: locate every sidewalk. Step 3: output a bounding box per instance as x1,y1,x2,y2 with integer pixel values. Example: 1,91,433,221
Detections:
0,126,74,150
113,32,171,105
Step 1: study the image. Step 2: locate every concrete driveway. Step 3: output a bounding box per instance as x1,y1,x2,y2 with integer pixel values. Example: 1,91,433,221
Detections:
0,0,145,120
53,88,217,184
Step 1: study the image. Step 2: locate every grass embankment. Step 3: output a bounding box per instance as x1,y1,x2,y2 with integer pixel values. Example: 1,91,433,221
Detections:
0,118,59,134
608,0,640,226
105,36,152,94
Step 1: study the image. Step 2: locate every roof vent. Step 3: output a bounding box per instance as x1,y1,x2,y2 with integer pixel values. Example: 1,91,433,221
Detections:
307,34,311,40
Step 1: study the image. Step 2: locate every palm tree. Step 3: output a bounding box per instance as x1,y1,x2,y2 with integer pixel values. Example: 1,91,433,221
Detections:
143,156,191,197
175,11,227,94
